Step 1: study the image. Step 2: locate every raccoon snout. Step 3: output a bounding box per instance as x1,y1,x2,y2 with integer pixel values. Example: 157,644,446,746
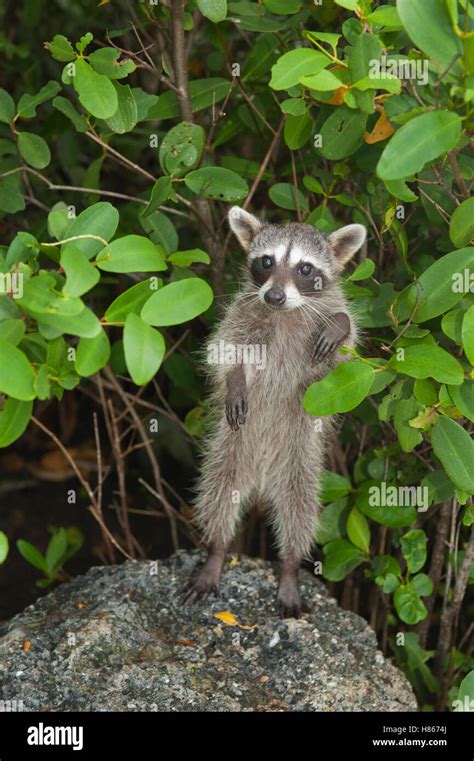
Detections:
264,286,286,306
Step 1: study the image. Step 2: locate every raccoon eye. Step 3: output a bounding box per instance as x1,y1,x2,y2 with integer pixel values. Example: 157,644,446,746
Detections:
261,256,273,269
298,263,313,277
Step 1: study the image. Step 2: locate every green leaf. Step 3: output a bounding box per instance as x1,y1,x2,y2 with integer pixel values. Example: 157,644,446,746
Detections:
0,398,33,447
353,74,401,94
62,202,119,260
449,198,474,248
264,0,301,12
303,360,375,416
367,6,402,28
384,179,417,202
448,381,474,422
462,305,474,365
52,96,87,132
280,98,307,116
414,378,437,406
394,583,427,624
0,531,8,564
17,132,51,169
141,277,214,326
147,78,230,120
320,471,352,502
393,397,423,452
442,309,465,345
320,106,367,160
16,81,61,119
61,246,100,297
143,177,172,218
0,176,25,214
76,33,93,55
75,329,110,377
197,0,227,22
376,111,461,180
400,529,427,573
348,259,375,280
335,0,358,9
0,319,25,345
123,313,166,386
104,279,157,323
141,210,178,256
105,82,138,134
268,182,308,211
458,671,474,704
168,249,211,267
283,112,312,150
16,539,49,574
395,248,474,324
132,88,159,121
346,507,370,553
300,69,343,91
356,481,418,527
159,122,205,177
0,341,35,400
392,344,464,386
72,59,118,119
270,49,330,90
412,573,433,597
96,235,167,273
37,306,101,339
431,417,474,493
0,88,15,123
397,0,462,69
45,528,68,572
381,573,400,593
316,499,350,544
348,32,383,113
46,34,75,62
88,48,137,79
322,538,365,581
184,167,248,201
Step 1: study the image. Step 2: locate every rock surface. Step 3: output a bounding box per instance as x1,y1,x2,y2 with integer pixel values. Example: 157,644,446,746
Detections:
0,551,416,711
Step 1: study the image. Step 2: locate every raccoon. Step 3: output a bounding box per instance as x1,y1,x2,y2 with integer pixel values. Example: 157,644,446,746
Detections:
182,207,366,617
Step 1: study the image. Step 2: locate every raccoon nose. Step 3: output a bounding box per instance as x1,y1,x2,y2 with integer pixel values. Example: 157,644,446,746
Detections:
264,287,286,306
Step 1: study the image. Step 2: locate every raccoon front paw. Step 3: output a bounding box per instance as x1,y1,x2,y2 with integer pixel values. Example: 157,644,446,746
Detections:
225,391,248,432
312,312,351,365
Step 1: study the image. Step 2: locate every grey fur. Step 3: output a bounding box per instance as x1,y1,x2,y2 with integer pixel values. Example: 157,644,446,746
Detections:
185,208,366,615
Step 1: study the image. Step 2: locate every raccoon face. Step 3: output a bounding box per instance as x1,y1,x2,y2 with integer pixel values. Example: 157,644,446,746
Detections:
228,207,366,311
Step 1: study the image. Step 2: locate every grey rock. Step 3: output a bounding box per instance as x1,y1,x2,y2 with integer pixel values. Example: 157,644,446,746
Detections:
0,551,416,711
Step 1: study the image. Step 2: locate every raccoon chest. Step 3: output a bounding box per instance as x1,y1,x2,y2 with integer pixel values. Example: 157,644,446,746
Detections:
245,334,311,398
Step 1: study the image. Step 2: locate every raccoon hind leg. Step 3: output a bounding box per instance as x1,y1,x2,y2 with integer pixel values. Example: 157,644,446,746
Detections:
181,436,254,605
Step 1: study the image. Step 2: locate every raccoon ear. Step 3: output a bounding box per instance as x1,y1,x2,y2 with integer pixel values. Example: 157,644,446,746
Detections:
328,224,367,270
228,206,262,251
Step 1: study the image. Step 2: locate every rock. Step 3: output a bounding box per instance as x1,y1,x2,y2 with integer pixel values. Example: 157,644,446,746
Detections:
0,551,416,711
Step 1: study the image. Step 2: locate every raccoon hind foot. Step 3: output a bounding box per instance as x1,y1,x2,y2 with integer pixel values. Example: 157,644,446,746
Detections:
180,566,222,606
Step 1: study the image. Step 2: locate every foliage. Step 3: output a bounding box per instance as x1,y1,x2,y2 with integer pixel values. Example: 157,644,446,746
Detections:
16,526,83,587
0,0,473,709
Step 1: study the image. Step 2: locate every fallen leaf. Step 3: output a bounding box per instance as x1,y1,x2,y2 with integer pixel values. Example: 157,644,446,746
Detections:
326,85,348,105
174,639,195,647
23,640,31,652
364,109,395,144
213,610,258,630
214,610,239,626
